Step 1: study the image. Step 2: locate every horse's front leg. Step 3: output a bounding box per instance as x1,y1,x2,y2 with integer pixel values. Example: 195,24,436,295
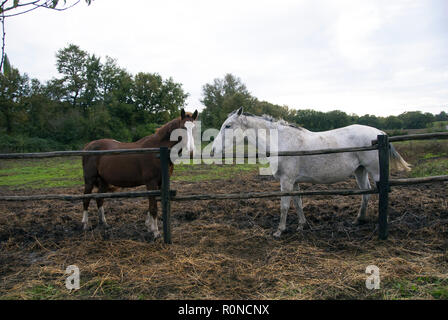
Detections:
273,178,294,238
145,183,160,239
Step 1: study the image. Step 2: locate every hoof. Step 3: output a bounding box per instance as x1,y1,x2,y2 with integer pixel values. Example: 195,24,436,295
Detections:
353,218,367,225
296,224,304,231
153,232,161,240
99,223,111,229
82,224,91,231
273,230,282,238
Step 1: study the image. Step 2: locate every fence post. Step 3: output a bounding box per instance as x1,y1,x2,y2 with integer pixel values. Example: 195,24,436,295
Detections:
160,147,172,244
377,134,390,240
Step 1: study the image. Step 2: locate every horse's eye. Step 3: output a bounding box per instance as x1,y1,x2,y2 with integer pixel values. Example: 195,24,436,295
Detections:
225,124,231,129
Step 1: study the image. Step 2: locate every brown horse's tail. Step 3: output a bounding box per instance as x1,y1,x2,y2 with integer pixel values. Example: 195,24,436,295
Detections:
82,141,118,192
82,141,101,188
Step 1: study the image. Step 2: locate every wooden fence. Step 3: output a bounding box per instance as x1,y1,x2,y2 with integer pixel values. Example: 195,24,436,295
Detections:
1,132,448,243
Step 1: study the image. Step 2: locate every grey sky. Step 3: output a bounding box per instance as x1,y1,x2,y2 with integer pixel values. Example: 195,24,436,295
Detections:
6,0,448,116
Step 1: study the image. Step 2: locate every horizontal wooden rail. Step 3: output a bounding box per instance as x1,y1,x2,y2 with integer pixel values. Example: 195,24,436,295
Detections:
270,145,378,156
0,190,176,202
390,175,448,186
0,145,378,161
0,148,161,159
191,145,379,161
2,174,447,203
172,188,377,201
372,132,448,145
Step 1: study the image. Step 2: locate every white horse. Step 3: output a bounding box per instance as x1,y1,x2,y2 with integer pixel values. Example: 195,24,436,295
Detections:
211,107,411,238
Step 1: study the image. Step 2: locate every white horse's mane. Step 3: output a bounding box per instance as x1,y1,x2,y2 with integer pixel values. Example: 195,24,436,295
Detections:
228,110,304,131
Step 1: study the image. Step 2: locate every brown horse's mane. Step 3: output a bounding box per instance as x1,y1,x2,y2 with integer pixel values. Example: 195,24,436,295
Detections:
136,117,182,146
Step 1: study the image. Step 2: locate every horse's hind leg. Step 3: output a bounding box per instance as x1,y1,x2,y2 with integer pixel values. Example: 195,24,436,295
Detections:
273,177,294,238
293,182,307,231
82,183,94,230
354,166,371,224
96,179,109,228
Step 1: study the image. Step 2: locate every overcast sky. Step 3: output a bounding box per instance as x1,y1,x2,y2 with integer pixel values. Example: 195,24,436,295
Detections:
6,0,448,116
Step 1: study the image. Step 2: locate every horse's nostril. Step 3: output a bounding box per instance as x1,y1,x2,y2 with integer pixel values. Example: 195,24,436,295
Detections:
211,148,215,156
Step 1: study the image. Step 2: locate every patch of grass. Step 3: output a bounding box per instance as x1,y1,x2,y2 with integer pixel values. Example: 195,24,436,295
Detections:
81,279,123,298
173,163,261,182
409,158,448,178
25,284,63,300
385,277,448,300
0,157,83,189
0,156,265,189
393,140,448,177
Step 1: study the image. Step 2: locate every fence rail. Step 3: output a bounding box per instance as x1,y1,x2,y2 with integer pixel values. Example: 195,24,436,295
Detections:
0,148,161,159
0,190,177,202
1,131,448,243
372,131,448,145
2,175,446,202
199,145,379,159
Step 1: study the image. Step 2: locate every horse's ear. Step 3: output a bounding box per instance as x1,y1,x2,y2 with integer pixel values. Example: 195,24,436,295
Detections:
192,110,198,120
181,108,186,119
237,107,243,116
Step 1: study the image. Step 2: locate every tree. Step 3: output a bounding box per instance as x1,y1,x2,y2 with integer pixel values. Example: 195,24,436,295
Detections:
55,44,88,108
398,111,434,129
357,114,381,128
293,109,327,131
201,73,255,129
0,58,29,133
132,72,188,124
383,115,402,130
435,111,448,122
99,56,132,105
81,53,101,108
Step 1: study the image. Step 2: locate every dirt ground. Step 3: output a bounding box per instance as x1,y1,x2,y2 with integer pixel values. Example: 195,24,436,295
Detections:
0,168,447,299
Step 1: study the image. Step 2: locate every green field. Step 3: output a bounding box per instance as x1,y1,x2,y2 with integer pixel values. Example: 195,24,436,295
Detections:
0,157,261,190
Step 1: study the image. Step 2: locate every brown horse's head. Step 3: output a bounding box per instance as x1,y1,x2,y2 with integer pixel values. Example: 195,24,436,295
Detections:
155,109,198,152
180,108,198,128
180,109,198,154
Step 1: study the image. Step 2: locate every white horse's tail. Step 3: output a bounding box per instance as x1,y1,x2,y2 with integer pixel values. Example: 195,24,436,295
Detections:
390,144,412,172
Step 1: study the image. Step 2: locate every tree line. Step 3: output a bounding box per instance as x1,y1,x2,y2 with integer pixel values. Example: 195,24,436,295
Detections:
0,45,447,152
0,44,188,152
201,74,447,132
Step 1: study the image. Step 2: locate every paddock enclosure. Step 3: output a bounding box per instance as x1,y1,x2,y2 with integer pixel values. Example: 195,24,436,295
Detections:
0,133,447,299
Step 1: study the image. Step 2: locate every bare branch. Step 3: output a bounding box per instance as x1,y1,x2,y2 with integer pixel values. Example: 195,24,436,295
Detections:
0,11,4,72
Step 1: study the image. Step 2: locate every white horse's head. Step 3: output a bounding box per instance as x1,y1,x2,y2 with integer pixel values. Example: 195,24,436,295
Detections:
211,107,247,156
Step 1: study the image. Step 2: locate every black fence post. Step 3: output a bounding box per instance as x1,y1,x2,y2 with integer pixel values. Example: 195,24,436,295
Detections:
377,135,390,240
160,147,172,244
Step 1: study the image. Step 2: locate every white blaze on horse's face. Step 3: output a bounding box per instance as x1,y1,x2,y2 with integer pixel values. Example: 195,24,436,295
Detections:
170,120,196,164
184,121,195,153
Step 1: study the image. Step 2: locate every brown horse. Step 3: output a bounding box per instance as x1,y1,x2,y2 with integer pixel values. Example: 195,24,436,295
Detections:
81,109,198,238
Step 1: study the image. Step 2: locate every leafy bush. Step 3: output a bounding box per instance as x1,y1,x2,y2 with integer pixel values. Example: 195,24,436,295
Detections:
386,129,408,137
0,134,66,153
132,123,160,141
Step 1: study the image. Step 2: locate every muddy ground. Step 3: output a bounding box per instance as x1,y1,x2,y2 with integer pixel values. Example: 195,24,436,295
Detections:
0,168,447,299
